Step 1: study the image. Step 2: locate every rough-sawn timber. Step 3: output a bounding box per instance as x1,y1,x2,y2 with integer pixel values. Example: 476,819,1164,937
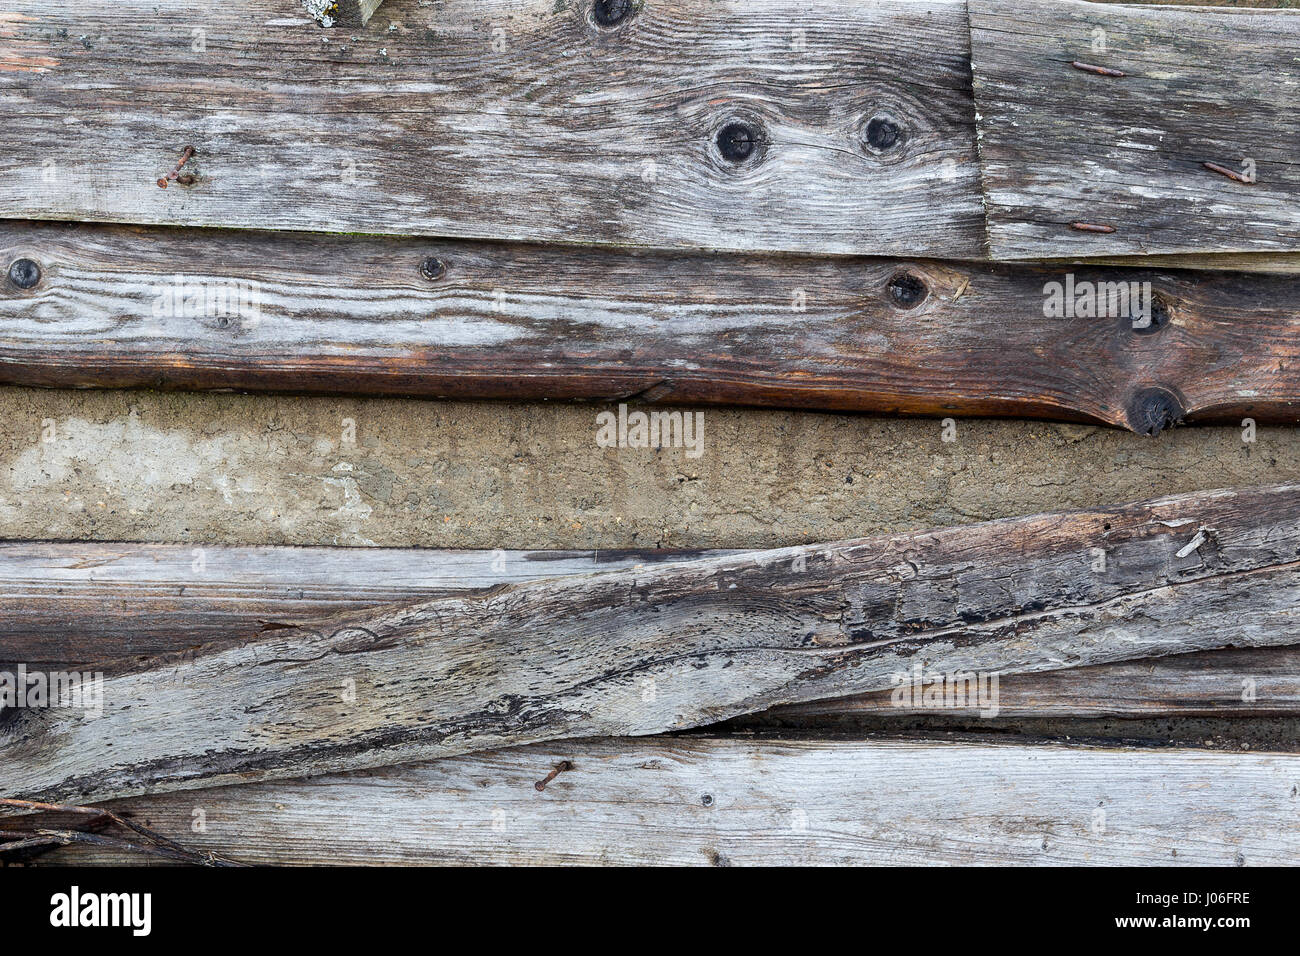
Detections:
2,485,1299,805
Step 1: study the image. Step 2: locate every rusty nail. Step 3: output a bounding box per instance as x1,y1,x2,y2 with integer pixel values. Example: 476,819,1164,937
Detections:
1202,161,1254,185
1070,222,1117,234
1071,61,1125,78
534,760,573,791
157,145,196,189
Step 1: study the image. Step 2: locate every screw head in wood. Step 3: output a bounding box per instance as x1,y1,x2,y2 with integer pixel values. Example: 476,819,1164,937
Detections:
864,115,903,152
420,257,447,281
593,0,633,27
7,258,40,290
887,271,928,308
717,122,760,163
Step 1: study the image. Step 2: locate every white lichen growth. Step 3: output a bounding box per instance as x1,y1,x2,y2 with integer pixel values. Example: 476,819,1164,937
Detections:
302,0,339,27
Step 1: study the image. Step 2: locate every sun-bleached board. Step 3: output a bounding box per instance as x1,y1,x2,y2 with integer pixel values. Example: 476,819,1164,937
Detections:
0,0,982,257
5,222,1300,430
3,485,1299,806
970,0,1300,259
2,539,1297,720
22,737,1300,866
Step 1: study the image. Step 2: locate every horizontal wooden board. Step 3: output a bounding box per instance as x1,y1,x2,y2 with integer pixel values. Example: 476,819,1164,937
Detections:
971,0,1300,258
2,538,1297,720
0,0,982,256
4,222,1300,429
3,485,1299,806
21,736,1300,866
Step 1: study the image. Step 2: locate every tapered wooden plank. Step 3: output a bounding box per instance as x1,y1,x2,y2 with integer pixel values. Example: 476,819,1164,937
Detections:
20,737,1300,866
3,485,1299,806
0,540,726,669
0,0,981,256
774,645,1300,720
2,539,1297,719
971,0,1300,258
5,222,1300,430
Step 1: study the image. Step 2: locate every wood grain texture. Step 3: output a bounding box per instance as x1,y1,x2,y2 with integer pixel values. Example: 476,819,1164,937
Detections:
971,0,1300,259
2,539,1297,720
0,0,982,256
0,540,727,669
25,736,1300,866
5,222,1300,430
3,485,1299,806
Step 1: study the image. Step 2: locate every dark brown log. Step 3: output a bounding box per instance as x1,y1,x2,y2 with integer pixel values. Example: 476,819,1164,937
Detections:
3,485,1299,806
3,222,1300,430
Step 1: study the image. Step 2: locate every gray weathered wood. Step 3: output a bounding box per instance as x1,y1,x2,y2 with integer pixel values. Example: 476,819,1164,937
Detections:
774,645,1300,720
3,485,1299,806
5,221,1300,430
971,0,1300,259
0,0,982,256
22,736,1300,866
2,539,1298,720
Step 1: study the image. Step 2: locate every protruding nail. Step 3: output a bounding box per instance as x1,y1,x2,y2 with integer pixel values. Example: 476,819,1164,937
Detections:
1071,61,1125,77
1070,222,1116,234
534,760,574,791
7,258,40,290
158,145,196,189
1203,161,1255,185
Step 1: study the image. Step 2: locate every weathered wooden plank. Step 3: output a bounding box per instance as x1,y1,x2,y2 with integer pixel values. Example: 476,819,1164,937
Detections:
2,539,1298,720
0,0,982,257
774,645,1300,720
971,0,1300,259
21,737,1300,866
0,540,725,669
5,222,1300,430
3,485,1299,806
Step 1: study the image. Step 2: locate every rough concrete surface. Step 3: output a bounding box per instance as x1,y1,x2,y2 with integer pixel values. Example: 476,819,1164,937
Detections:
0,386,1291,550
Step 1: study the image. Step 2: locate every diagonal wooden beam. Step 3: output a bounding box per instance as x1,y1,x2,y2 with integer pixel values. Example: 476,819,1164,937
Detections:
0,540,1296,720
2,485,1298,806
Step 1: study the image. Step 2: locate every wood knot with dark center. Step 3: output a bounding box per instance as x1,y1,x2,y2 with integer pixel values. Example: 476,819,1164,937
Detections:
1127,386,1184,436
716,122,761,164
7,258,40,290
593,0,634,27
864,115,903,152
420,257,447,281
887,271,928,308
